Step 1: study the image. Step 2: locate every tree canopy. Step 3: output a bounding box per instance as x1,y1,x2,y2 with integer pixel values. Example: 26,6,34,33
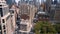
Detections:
34,21,57,34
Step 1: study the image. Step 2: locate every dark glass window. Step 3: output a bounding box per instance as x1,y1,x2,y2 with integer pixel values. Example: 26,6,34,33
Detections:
0,25,2,34
2,19,5,23
12,10,14,13
3,25,5,29
0,5,2,6
0,25,1,30
0,8,3,17
4,30,6,32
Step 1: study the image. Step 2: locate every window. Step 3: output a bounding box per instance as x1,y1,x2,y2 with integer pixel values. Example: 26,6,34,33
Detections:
12,10,14,13
2,19,5,23
0,25,1,30
0,8,3,17
4,30,6,34
10,10,14,14
0,5,2,6
3,25,5,29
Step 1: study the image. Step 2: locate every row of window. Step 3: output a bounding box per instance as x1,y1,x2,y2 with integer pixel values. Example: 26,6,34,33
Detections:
2,19,6,34
0,23,6,34
0,7,9,17
0,25,6,33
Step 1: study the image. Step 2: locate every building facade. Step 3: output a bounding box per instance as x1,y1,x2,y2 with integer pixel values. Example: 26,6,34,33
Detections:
17,4,37,34
0,0,16,34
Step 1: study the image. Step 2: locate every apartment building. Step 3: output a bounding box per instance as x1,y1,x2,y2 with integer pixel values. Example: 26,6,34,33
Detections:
17,4,37,34
0,0,16,34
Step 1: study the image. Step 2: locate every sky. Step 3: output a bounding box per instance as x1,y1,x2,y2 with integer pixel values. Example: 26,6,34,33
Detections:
15,0,20,4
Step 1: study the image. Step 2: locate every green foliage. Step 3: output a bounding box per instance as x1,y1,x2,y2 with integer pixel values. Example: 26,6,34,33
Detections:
34,21,42,30
35,30,40,34
34,21,57,34
53,23,60,33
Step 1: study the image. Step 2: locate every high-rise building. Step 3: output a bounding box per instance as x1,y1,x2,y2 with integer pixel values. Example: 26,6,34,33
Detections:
45,0,60,23
54,3,60,23
17,4,37,34
0,0,15,34
45,0,55,20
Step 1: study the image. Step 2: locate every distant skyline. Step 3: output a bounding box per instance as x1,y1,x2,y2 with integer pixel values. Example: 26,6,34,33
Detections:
15,0,60,4
15,0,46,4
